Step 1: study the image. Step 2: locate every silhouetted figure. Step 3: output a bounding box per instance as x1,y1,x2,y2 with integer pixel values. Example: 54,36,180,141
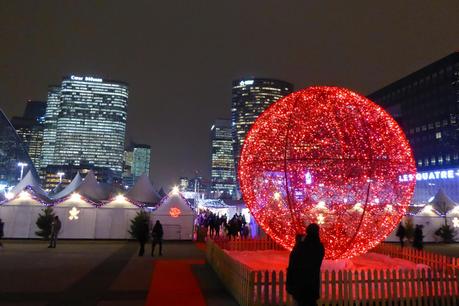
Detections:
151,220,164,256
413,224,424,250
48,216,61,248
287,224,325,306
396,223,406,248
138,219,149,256
0,218,4,248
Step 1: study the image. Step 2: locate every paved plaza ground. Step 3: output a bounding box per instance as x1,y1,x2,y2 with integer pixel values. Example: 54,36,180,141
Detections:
0,240,459,306
0,240,238,306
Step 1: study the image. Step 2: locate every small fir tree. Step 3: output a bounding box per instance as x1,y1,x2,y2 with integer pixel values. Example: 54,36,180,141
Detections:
129,210,150,241
435,223,457,243
35,206,55,239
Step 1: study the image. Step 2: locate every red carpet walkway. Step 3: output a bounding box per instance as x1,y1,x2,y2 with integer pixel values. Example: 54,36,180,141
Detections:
145,259,206,306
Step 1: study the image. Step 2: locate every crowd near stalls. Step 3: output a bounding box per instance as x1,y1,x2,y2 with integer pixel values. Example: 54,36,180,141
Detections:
195,209,251,241
0,171,162,239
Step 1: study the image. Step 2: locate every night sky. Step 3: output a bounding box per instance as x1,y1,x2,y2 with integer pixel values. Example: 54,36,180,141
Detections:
0,1,458,189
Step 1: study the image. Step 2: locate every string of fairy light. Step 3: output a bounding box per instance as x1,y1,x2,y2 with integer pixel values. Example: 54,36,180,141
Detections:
239,86,416,259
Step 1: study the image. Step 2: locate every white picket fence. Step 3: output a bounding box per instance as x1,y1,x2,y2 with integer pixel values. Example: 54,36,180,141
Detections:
206,239,459,306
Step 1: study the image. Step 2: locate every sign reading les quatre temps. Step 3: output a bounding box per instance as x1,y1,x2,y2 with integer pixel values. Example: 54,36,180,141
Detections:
399,168,459,182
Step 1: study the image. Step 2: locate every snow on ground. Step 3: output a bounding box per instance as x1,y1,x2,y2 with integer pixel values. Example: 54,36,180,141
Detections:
225,250,431,271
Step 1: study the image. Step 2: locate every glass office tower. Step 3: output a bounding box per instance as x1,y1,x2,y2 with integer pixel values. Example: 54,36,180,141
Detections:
132,144,151,180
11,101,46,170
231,78,293,184
0,108,37,188
41,86,62,169
42,75,128,178
368,52,459,171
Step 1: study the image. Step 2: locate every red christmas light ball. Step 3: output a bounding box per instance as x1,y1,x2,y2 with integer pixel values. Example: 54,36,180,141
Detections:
239,86,416,259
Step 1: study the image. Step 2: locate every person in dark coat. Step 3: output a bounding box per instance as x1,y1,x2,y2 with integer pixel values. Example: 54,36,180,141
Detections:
137,218,149,256
151,220,164,256
48,216,62,248
413,224,424,250
0,218,4,248
287,223,325,306
396,223,406,248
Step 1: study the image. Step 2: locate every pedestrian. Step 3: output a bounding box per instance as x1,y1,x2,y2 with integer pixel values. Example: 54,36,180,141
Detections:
137,218,149,256
413,224,424,250
396,223,406,248
287,224,325,306
151,220,163,256
0,218,4,248
48,216,62,248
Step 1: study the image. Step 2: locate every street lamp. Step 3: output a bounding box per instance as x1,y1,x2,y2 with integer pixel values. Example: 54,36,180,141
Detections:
57,172,65,183
17,162,28,181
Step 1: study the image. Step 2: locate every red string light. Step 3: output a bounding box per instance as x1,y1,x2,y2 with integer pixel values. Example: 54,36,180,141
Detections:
239,87,416,259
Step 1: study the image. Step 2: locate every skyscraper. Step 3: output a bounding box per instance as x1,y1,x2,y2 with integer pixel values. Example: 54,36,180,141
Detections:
368,52,459,171
11,101,46,170
41,75,128,178
132,144,151,180
41,86,64,169
122,143,151,187
210,119,236,197
0,108,37,188
231,78,293,181
122,149,134,188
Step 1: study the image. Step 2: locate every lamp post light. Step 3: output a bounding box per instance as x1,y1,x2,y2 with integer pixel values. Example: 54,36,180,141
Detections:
17,162,28,181
57,172,65,183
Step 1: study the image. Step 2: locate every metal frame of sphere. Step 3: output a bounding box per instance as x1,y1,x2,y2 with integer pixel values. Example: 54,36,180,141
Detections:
239,86,416,259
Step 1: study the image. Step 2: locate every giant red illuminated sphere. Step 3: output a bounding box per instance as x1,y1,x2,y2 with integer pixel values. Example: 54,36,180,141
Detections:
239,87,416,259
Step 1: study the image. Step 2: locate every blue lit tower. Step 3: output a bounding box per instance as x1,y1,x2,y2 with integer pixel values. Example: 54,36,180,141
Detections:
210,119,236,197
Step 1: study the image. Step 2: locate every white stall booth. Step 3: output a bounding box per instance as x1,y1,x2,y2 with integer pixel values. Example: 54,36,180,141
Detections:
0,171,48,238
152,193,195,240
0,190,45,238
95,195,142,239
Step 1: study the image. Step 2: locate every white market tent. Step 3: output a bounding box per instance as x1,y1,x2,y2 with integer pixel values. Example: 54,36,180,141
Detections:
125,174,161,205
53,171,111,205
0,176,46,238
74,171,111,202
387,190,459,243
96,194,141,239
10,170,47,198
50,172,83,200
152,192,195,240
430,188,458,216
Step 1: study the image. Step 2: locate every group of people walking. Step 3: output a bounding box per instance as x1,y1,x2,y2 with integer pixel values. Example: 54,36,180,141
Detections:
137,220,164,257
396,222,424,250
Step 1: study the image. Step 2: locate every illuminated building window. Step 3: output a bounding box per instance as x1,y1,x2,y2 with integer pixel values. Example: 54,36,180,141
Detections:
436,132,442,139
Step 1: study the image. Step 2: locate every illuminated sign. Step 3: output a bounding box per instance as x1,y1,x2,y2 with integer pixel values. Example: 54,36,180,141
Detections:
69,207,80,220
399,168,459,182
239,80,254,86
70,75,103,82
453,217,459,228
169,207,181,218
